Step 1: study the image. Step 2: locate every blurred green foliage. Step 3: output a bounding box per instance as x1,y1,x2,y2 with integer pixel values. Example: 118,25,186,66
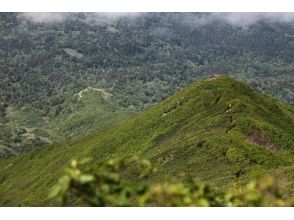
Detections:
50,158,294,207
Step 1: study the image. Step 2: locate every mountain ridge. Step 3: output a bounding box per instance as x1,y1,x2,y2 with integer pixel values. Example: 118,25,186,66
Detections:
0,75,293,206
1,12,294,157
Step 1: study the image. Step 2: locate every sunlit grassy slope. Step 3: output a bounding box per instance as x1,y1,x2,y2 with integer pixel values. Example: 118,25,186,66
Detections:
0,76,293,206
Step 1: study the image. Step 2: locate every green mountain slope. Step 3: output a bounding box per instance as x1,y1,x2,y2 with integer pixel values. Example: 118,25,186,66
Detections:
1,12,294,157
0,87,135,158
0,76,293,206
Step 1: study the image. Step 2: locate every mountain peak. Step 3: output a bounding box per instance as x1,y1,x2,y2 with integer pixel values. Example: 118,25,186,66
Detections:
0,76,293,206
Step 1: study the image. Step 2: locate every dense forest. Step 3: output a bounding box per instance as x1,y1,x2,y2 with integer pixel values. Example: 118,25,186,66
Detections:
0,13,294,157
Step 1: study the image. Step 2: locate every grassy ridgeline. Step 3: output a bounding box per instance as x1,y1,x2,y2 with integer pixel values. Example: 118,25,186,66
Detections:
0,87,135,158
0,76,293,206
2,12,294,158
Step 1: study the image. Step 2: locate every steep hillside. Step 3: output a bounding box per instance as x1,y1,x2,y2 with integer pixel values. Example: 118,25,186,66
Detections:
0,76,293,206
1,13,294,157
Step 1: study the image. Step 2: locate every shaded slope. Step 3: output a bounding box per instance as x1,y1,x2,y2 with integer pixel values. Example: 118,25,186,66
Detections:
0,76,293,206
0,88,135,158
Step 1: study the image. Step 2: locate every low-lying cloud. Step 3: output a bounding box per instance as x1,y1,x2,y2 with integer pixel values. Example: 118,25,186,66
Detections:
215,13,294,26
19,12,68,23
19,12,294,27
19,12,140,24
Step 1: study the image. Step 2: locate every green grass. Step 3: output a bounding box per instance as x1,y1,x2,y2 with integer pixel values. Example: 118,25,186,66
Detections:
0,89,136,158
0,76,293,206
48,89,136,139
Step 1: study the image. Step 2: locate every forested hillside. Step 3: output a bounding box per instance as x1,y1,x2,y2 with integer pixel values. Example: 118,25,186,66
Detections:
0,13,294,157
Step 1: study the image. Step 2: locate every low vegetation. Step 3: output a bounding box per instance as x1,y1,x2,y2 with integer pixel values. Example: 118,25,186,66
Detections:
0,76,293,206
1,13,294,157
50,158,293,206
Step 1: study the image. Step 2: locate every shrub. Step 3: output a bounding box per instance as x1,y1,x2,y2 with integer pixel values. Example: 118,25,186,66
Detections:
226,147,246,163
49,158,293,207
